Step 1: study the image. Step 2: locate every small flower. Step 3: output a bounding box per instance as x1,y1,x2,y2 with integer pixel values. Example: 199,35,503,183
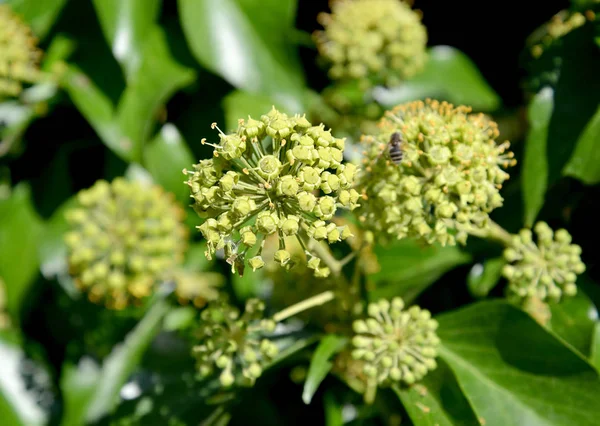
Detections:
356,99,516,246
502,222,585,302
191,297,279,387
314,0,427,88
352,297,439,387
0,5,45,97
64,178,188,309
186,108,358,275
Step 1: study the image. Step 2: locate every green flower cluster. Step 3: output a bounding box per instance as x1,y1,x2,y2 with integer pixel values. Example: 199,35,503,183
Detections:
356,99,516,246
186,107,359,276
0,5,43,97
64,179,188,310
352,297,439,386
314,0,427,88
192,298,279,387
503,222,586,302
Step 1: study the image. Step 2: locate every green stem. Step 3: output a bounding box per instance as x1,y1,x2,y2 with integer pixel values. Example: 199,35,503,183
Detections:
466,219,513,247
308,238,343,276
273,290,335,322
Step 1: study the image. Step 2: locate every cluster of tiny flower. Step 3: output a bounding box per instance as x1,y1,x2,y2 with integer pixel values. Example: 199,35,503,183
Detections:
186,107,360,277
64,179,187,309
356,99,516,246
503,222,586,302
314,0,427,88
192,298,279,387
351,297,439,387
0,5,44,96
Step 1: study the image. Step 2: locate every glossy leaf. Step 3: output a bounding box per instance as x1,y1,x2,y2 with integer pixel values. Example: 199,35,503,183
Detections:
437,301,600,426
0,330,48,426
467,257,505,298
369,239,471,303
0,184,43,317
7,0,69,39
549,291,598,356
144,123,194,205
91,0,162,80
522,87,553,227
393,359,479,426
222,90,278,132
302,335,348,404
60,297,170,424
563,104,600,184
372,46,501,112
590,323,600,371
38,196,77,280
178,0,305,112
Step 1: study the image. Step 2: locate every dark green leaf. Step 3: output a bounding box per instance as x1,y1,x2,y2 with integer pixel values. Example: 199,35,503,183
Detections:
38,196,77,280
522,87,553,227
60,297,170,424
302,335,348,404
178,0,305,112
222,90,278,132
144,124,194,205
373,46,501,112
393,359,479,426
369,239,471,303
0,184,43,317
41,34,76,72
91,0,162,79
590,323,600,371
437,300,600,426
563,105,600,184
0,330,49,426
467,257,505,298
549,291,598,356
7,0,69,39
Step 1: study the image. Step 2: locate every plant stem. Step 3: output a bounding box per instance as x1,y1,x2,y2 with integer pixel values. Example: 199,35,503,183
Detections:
308,238,343,275
467,219,513,247
273,290,335,322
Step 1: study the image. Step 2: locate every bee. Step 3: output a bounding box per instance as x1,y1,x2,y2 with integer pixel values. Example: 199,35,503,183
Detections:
388,132,404,165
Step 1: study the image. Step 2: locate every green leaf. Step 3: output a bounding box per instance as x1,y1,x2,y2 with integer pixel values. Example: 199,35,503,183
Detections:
0,101,36,157
369,239,471,303
0,330,49,426
222,90,278,132
7,0,69,39
563,104,600,184
590,323,600,371
373,46,501,112
302,335,348,404
437,300,600,426
38,196,77,280
0,184,43,317
144,124,194,205
467,257,505,298
60,297,170,425
521,87,554,227
549,291,598,356
91,0,162,80
393,359,479,426
115,28,196,161
178,0,305,112
323,392,344,426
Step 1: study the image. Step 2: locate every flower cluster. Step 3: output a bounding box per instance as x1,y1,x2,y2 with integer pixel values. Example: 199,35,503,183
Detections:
314,0,427,88
356,99,515,246
192,298,279,387
64,179,188,309
503,222,586,302
352,297,439,386
528,10,589,59
186,107,359,275
0,5,43,97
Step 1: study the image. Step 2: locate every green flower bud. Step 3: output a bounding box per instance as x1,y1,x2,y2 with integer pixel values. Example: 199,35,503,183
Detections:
248,256,265,271
255,211,279,234
281,215,300,236
297,191,317,212
277,175,299,197
314,196,337,220
257,155,282,179
274,250,291,266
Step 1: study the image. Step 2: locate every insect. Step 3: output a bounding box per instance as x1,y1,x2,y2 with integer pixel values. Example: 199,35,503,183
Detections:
388,132,404,165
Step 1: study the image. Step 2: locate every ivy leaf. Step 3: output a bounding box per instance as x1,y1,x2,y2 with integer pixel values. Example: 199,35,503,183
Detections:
437,300,600,426
590,323,600,371
178,0,305,112
60,297,170,424
302,335,348,405
369,239,471,303
6,0,69,39
549,291,598,356
467,257,505,298
563,104,600,185
521,87,553,227
393,359,479,426
222,90,279,132
144,124,195,205
0,184,43,318
372,46,501,112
